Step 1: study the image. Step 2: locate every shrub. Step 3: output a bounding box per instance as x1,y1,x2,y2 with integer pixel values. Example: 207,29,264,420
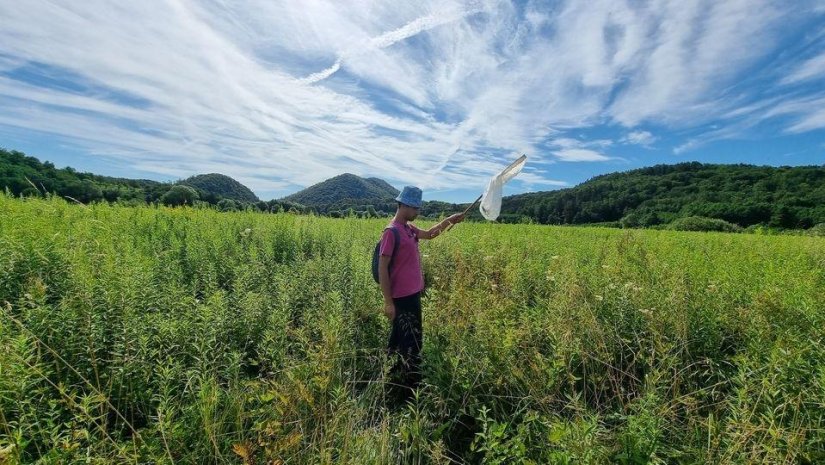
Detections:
808,223,825,237
217,198,239,212
620,210,663,228
666,216,742,232
2,193,823,463
160,185,199,206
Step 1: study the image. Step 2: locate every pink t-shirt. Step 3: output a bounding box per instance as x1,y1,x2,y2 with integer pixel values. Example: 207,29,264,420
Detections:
379,220,424,299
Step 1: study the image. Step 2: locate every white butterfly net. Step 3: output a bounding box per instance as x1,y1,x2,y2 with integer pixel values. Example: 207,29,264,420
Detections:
479,155,527,221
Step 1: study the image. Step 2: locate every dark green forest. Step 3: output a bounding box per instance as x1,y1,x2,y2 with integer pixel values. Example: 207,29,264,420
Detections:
3,148,824,229
179,173,259,203
0,148,306,213
1,148,163,204
501,162,825,229
283,173,399,209
281,173,463,218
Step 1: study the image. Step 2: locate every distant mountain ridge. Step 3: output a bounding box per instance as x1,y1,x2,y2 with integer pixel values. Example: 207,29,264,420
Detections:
280,163,825,228
178,173,259,202
0,148,279,210
3,147,823,229
500,162,825,228
283,173,400,207
280,173,463,217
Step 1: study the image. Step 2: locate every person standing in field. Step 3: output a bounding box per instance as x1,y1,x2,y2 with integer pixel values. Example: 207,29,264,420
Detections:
378,185,465,401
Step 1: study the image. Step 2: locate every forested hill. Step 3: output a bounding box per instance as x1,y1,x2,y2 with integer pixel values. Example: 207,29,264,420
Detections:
0,147,164,203
500,162,825,228
179,173,259,202
279,173,463,217
0,148,293,211
283,173,399,207
3,147,824,228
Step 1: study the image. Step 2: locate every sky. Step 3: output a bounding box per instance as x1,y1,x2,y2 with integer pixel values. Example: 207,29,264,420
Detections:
0,0,824,203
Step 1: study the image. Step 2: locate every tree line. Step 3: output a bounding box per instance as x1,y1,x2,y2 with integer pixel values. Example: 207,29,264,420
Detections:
501,162,825,229
4,148,824,229
0,148,308,213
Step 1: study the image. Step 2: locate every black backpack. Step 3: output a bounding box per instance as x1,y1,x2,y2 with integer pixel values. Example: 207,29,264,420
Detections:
372,226,400,283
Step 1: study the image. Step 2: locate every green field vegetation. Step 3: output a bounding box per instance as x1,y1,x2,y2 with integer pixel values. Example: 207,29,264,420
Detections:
1,193,824,464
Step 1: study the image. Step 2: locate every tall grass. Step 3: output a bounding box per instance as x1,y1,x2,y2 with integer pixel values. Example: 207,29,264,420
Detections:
1,192,823,463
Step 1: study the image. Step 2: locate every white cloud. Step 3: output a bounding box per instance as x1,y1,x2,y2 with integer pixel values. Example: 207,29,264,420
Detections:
622,130,657,147
0,0,820,198
543,137,614,161
781,53,825,85
609,0,785,127
516,172,568,187
673,140,700,155
762,95,825,132
553,149,610,162
299,3,481,87
788,111,825,133
772,96,825,133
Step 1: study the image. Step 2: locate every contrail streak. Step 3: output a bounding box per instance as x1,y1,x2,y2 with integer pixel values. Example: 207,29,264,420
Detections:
299,5,482,85
300,60,341,85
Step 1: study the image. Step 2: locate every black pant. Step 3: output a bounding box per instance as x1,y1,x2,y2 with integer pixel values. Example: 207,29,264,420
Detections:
387,292,422,400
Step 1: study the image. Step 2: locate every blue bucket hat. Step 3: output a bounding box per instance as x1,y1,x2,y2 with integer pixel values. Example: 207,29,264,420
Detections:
396,185,422,208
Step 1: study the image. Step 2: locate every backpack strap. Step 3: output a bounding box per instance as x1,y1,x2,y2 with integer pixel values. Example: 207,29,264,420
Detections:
386,225,401,276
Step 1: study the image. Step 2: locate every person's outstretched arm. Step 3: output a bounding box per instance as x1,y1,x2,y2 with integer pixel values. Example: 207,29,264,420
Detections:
417,213,465,240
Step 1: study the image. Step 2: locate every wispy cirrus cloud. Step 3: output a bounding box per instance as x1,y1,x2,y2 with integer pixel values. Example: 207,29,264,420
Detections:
781,53,825,85
299,3,483,85
622,131,657,147
545,137,612,161
553,149,611,162
765,95,825,133
0,0,823,199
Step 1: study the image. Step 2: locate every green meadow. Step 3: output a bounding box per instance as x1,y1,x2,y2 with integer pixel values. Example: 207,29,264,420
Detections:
1,193,823,464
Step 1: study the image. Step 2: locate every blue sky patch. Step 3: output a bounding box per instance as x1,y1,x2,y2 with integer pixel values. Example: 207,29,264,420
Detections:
0,0,823,202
